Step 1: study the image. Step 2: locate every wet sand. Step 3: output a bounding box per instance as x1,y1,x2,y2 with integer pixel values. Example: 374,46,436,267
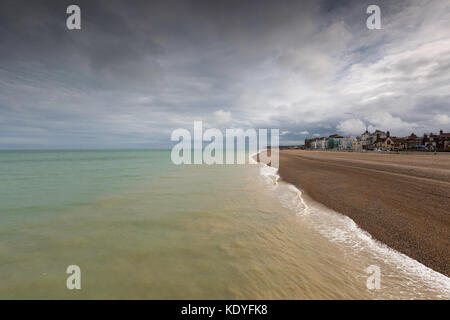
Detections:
278,150,450,276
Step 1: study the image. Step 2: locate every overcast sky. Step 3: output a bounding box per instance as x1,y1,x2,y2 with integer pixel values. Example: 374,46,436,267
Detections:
0,0,449,148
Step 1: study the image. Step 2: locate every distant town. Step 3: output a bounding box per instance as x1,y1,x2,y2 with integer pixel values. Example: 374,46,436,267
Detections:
297,129,450,152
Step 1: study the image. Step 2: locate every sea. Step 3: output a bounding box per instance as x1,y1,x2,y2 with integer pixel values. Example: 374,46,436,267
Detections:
0,150,449,299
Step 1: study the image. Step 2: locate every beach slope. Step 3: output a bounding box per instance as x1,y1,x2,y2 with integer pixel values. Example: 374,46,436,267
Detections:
278,150,450,276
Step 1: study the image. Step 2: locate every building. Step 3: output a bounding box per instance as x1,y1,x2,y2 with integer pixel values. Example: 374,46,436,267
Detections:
304,128,449,152
352,139,363,152
435,130,450,151
374,137,393,150
307,137,329,150
304,138,312,149
327,134,343,150
391,137,408,151
341,137,356,151
357,129,388,150
406,133,422,150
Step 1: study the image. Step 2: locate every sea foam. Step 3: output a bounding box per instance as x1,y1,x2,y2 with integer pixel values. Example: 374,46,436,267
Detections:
256,156,450,299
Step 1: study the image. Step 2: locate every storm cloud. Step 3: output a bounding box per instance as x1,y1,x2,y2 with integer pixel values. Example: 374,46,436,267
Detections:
0,0,449,148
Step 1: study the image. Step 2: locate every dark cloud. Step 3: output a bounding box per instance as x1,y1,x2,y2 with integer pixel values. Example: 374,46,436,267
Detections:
0,0,449,148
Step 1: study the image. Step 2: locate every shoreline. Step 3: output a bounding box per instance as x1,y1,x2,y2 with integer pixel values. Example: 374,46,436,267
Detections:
262,150,450,277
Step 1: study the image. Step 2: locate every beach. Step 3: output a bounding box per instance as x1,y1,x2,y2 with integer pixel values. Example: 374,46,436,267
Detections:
278,150,450,276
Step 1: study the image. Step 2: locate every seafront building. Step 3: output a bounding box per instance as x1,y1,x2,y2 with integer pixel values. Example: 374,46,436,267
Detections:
304,129,450,152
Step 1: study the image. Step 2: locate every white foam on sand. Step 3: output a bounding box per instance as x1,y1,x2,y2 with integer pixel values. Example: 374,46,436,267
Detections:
256,158,450,299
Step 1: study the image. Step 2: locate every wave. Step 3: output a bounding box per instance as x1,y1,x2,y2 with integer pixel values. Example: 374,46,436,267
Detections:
255,157,450,299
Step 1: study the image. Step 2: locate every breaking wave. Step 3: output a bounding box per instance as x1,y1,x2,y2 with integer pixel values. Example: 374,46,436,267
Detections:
256,158,450,299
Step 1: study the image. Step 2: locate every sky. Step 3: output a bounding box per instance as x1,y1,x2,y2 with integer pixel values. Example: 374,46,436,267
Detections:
0,0,449,148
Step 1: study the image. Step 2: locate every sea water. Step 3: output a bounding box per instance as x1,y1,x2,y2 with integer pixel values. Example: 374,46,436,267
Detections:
0,150,448,299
